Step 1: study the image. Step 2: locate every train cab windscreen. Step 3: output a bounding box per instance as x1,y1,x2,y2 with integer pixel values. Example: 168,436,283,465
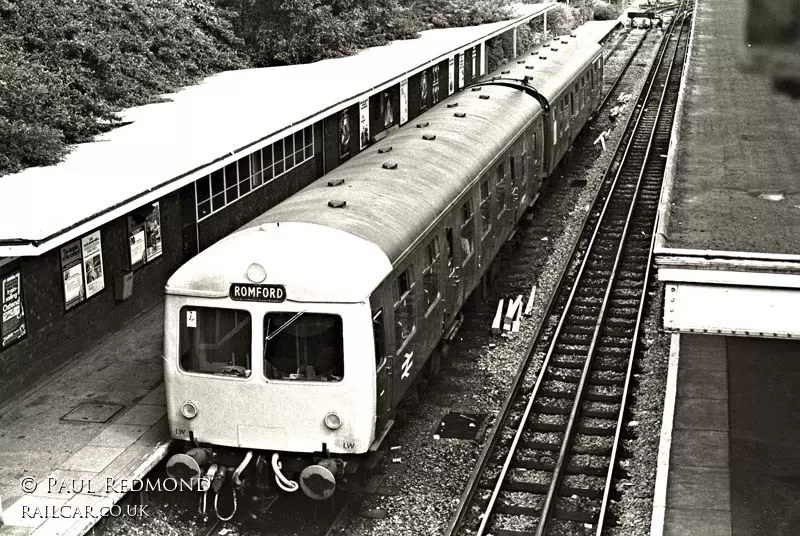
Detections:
179,307,252,377
263,312,344,382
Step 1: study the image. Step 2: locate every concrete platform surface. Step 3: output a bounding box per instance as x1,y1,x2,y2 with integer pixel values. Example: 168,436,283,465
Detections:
653,333,800,536
0,305,169,536
661,0,800,256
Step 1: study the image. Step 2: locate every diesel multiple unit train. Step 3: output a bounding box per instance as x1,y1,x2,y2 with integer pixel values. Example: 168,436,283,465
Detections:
163,30,604,513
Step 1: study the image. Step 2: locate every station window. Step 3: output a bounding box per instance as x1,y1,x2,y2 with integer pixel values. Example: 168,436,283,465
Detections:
480,179,492,239
460,199,474,263
422,237,441,313
195,126,314,221
394,266,416,351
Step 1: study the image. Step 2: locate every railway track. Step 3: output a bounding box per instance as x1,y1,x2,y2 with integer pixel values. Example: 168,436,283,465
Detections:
445,6,692,536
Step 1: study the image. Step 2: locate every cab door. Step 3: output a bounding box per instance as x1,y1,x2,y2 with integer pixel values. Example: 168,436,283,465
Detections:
371,296,392,437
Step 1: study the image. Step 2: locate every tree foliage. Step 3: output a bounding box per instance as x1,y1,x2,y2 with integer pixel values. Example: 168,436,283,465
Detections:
0,0,246,176
0,0,543,177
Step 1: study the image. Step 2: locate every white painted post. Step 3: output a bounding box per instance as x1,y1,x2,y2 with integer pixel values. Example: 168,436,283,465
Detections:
491,299,504,335
543,11,548,40
513,26,518,58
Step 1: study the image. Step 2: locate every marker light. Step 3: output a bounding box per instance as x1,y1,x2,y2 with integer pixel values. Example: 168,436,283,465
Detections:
181,401,199,419
323,412,342,430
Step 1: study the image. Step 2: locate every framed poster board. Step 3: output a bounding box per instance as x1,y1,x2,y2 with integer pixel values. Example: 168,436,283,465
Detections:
1,270,26,347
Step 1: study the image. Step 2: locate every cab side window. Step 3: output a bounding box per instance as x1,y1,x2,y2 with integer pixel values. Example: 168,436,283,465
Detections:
372,308,385,366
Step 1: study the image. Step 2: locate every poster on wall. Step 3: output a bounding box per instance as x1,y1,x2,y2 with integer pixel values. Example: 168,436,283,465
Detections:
400,78,408,125
129,226,146,269
61,240,85,310
458,53,465,89
432,65,440,104
144,202,163,261
472,46,477,81
359,99,370,149
448,57,455,95
1,271,26,347
81,231,105,298
338,110,351,161
420,71,429,111
382,91,394,128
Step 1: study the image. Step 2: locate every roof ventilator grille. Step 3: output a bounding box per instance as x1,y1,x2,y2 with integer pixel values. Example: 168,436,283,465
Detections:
454,112,466,118
526,65,535,70
550,47,558,51
328,200,346,208
378,146,393,154
327,178,345,187
561,39,569,44
447,102,459,108
422,134,437,141
517,59,526,64
479,94,490,100
539,55,547,59
501,70,511,74
382,162,398,169
416,121,429,128
471,87,482,91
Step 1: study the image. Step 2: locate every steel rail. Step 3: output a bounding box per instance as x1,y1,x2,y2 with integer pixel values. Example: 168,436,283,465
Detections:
534,9,690,535
443,20,660,536
472,12,683,536
593,9,692,534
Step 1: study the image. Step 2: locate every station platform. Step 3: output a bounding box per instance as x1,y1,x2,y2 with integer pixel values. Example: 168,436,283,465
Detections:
652,0,800,338
0,304,169,536
651,333,800,535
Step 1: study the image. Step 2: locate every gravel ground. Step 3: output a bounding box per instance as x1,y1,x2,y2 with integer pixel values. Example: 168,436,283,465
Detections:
100,28,671,536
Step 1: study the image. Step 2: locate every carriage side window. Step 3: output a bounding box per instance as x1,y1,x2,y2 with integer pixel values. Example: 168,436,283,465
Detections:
179,307,252,377
394,267,416,351
496,162,507,218
480,179,492,239
460,199,475,263
372,308,386,366
264,312,343,382
422,237,441,313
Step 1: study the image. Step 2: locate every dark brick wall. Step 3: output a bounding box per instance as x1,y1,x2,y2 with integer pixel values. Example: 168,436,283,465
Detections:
0,191,183,405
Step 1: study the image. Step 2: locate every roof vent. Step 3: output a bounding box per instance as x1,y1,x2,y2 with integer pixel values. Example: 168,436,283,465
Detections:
422,133,437,141
525,65,535,70
378,146,393,154
471,86,482,91
539,55,547,59
454,112,466,118
327,178,345,187
550,47,558,51
328,200,346,208
570,33,577,38
479,94,490,100
561,39,569,44
446,102,459,108
501,70,511,74
382,162,398,170
517,59,526,64
416,121,430,128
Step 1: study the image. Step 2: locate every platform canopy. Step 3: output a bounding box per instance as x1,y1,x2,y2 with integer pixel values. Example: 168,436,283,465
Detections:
0,3,556,257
